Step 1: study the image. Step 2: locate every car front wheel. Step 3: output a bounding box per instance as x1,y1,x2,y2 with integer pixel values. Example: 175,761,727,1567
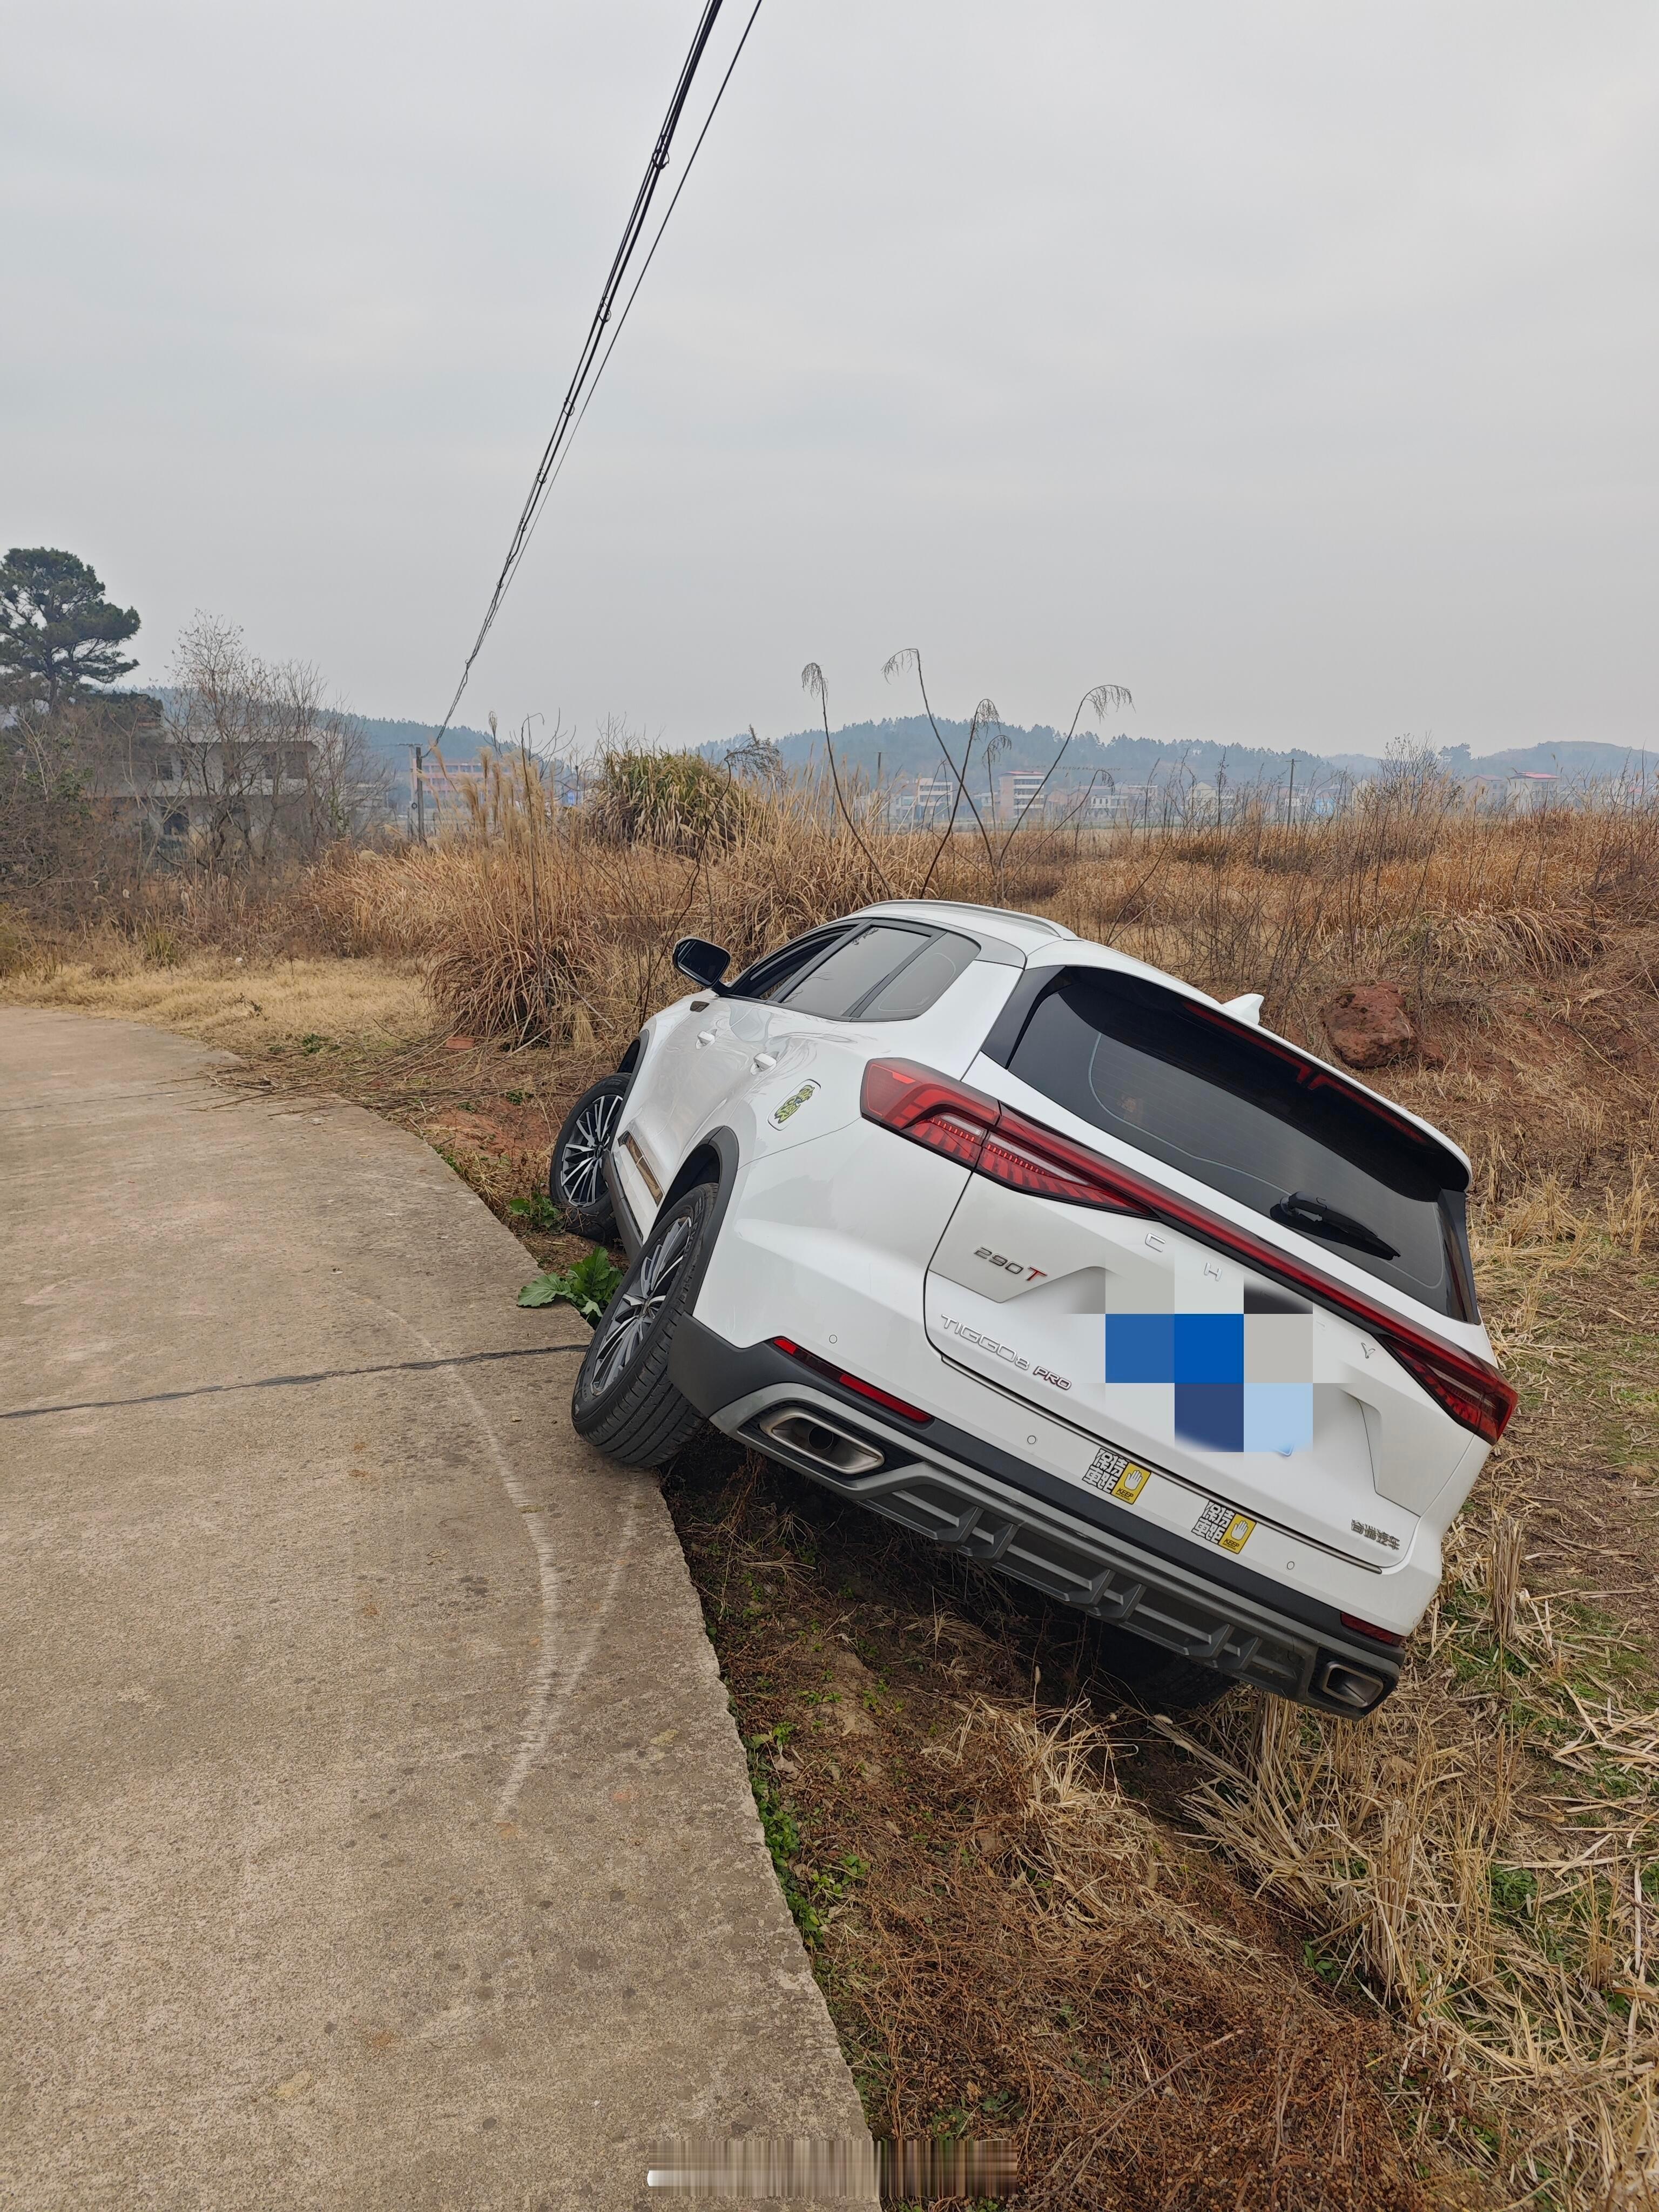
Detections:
550,1074,629,1238
570,1183,712,1466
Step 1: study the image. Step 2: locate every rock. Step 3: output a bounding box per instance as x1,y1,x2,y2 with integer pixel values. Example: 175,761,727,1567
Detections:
1321,983,1418,1069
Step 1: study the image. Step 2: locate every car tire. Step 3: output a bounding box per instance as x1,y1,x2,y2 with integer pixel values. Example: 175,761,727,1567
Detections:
550,1075,629,1238
570,1183,713,1466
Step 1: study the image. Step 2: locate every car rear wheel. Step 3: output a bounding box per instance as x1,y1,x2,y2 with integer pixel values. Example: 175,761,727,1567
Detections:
570,1184,712,1466
550,1075,629,1238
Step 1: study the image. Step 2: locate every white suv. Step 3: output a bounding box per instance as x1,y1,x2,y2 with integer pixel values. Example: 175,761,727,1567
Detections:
552,900,1514,1716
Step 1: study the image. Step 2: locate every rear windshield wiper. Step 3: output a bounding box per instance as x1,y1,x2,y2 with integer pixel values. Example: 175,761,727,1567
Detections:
1270,1190,1400,1262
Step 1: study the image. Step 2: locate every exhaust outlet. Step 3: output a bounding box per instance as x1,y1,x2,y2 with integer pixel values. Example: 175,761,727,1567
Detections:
1313,1656,1388,1712
756,1406,884,1478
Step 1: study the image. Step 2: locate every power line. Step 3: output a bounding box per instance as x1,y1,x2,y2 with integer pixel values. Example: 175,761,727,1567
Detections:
512,0,767,574
434,0,764,744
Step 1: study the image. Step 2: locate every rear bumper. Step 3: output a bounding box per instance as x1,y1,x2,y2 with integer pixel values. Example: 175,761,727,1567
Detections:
669,1319,1401,1716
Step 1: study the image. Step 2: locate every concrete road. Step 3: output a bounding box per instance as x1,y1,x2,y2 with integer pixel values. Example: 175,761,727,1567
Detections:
0,1010,869,2210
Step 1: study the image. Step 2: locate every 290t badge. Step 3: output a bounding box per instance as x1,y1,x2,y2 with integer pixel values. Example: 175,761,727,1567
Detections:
975,1245,1047,1282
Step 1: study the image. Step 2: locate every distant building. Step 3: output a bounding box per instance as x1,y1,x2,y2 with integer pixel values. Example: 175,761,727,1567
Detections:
996,772,1049,824
911,774,957,824
109,739,319,848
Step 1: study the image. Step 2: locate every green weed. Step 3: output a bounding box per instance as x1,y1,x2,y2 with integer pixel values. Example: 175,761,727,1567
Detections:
517,1245,624,1321
1489,1865,1538,1916
507,1189,561,1231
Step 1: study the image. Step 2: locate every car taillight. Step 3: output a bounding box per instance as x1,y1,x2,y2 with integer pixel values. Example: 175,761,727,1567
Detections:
770,1337,932,1424
859,1057,1516,1448
1371,1331,1516,1447
1341,1613,1406,1647
1131,1178,1518,1447
860,1059,1149,1215
857,1059,999,1164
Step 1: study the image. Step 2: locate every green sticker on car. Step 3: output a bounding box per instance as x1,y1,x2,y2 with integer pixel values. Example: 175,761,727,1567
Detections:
771,1080,820,1128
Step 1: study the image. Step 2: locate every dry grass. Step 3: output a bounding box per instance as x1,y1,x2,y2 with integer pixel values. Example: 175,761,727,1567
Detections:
1178,1500,1659,2205
664,1440,1444,2211
286,768,1659,1077
0,942,433,1058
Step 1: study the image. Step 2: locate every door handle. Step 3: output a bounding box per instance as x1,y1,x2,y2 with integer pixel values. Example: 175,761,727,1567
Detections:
696,1030,717,1047
751,1052,777,1071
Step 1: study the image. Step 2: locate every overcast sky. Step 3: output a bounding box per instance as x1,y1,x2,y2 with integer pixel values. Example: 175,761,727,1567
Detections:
4,1,1655,756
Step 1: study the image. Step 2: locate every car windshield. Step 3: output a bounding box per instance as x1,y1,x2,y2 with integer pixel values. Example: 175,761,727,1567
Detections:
990,968,1476,1319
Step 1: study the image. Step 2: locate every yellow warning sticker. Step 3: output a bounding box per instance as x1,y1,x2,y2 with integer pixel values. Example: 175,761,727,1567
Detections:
1112,1461,1152,1502
1194,1500,1256,1553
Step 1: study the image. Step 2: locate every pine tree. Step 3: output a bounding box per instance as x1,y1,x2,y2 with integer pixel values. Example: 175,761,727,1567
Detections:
0,548,140,714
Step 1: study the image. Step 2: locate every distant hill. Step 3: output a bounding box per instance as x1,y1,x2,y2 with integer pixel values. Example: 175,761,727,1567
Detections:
353,715,491,764
702,721,1650,792
1422,740,1652,783
703,718,1341,790
340,716,494,812
353,717,490,804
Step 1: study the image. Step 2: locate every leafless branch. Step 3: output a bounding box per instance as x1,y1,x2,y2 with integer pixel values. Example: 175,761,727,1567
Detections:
801,663,890,895
884,647,997,891
996,679,1133,868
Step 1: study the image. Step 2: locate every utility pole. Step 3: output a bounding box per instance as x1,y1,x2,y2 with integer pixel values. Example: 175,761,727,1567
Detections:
412,745,427,843
1286,754,1296,828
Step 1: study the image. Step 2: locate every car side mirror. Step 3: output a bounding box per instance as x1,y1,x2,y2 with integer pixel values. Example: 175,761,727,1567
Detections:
672,936,733,995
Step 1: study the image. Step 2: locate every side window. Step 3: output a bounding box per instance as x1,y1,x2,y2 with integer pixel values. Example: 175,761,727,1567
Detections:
730,927,851,1002
856,932,979,1020
732,922,983,1021
778,925,935,1018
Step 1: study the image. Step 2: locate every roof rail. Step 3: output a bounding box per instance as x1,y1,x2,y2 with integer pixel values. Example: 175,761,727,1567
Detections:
868,898,1075,941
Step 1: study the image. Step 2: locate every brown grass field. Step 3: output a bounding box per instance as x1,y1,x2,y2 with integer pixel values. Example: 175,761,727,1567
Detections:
6,764,1659,2208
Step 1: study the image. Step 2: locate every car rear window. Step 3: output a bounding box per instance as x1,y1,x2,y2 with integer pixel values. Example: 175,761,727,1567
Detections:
988,968,1476,1319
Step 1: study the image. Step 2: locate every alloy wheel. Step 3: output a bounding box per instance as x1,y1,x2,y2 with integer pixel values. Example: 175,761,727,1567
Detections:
559,1089,624,1211
583,1209,696,1397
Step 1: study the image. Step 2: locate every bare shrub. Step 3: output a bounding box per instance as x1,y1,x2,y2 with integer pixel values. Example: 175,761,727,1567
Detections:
0,905,41,977
163,613,390,872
